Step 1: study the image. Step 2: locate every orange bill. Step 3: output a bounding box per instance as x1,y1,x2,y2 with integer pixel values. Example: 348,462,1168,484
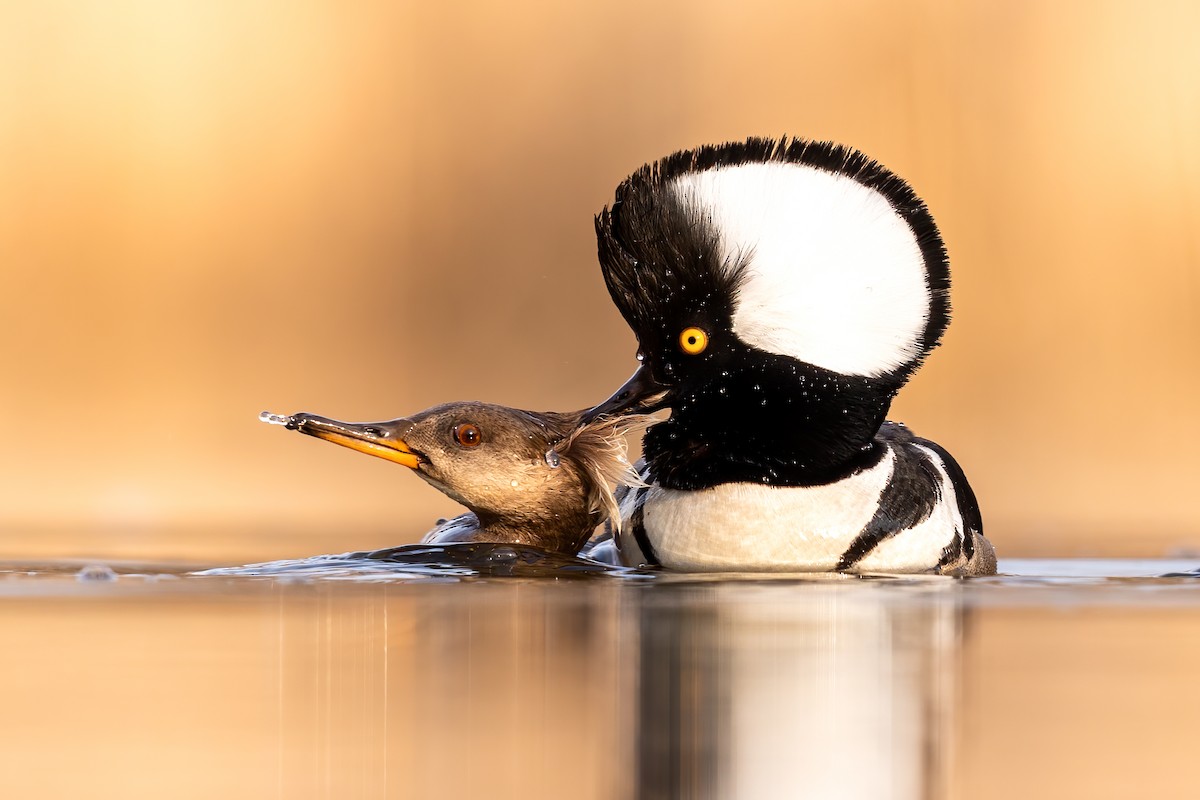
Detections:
287,413,419,469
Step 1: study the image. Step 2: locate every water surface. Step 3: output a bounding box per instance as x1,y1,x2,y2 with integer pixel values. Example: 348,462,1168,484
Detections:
1,555,1197,799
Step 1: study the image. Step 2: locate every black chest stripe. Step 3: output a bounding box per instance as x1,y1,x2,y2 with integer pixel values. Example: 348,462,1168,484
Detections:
629,487,661,567
837,444,942,570
936,534,963,569
911,437,983,541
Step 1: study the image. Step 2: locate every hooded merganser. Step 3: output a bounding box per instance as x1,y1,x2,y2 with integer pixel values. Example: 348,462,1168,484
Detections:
261,403,643,554
581,137,996,576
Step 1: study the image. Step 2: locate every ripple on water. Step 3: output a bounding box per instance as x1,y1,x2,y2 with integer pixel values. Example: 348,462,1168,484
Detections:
0,554,1197,600
193,543,654,582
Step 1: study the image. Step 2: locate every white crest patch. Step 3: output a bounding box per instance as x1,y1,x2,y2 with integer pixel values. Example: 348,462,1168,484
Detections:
671,162,931,377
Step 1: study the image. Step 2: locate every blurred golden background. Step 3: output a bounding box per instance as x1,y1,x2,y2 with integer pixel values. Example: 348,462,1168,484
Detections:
2,0,1198,563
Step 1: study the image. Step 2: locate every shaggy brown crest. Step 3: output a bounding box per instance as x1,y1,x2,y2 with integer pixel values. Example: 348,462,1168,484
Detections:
554,412,652,535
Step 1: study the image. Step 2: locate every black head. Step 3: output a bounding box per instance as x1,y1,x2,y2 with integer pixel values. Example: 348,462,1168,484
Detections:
585,137,951,488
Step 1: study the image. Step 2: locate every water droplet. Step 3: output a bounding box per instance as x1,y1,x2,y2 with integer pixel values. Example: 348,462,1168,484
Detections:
259,411,292,426
544,449,561,468
486,546,519,563
510,479,519,488
718,386,727,395
760,398,768,406
77,564,117,582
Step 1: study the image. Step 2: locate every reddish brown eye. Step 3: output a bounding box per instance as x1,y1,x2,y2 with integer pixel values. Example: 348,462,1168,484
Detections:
453,424,481,448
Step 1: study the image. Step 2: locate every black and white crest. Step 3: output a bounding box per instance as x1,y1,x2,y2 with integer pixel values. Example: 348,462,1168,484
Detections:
595,137,950,385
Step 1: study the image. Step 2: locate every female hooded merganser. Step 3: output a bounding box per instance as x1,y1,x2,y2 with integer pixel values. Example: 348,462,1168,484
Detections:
261,403,644,555
581,137,996,576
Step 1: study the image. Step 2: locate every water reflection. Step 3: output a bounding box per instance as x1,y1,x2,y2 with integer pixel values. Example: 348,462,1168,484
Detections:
1,565,1198,799
266,577,966,800
269,580,635,800
633,580,962,800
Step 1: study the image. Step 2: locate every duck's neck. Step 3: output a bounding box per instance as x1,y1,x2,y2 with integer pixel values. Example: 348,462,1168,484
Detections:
471,498,598,554
645,361,897,490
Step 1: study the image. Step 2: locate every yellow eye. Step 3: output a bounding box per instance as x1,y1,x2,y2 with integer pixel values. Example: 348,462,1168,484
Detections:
679,327,708,355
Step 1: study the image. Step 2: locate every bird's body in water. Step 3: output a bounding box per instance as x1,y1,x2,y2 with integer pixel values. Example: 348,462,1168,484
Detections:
581,137,997,576
260,137,994,576
261,403,643,555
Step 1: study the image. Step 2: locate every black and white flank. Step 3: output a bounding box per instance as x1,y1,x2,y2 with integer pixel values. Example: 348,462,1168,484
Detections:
584,137,996,575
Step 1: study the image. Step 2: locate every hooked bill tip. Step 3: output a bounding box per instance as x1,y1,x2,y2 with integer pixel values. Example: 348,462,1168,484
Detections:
259,411,297,429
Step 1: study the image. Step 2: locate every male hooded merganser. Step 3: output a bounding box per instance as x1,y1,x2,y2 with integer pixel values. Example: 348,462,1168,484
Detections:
260,403,642,554
581,137,996,576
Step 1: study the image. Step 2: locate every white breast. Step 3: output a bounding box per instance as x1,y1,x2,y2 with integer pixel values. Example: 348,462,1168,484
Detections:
624,443,969,573
640,449,896,572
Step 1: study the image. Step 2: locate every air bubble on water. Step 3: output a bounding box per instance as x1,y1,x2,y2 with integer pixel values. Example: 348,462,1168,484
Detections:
487,546,519,563
260,411,293,426
544,449,561,468
77,564,117,582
